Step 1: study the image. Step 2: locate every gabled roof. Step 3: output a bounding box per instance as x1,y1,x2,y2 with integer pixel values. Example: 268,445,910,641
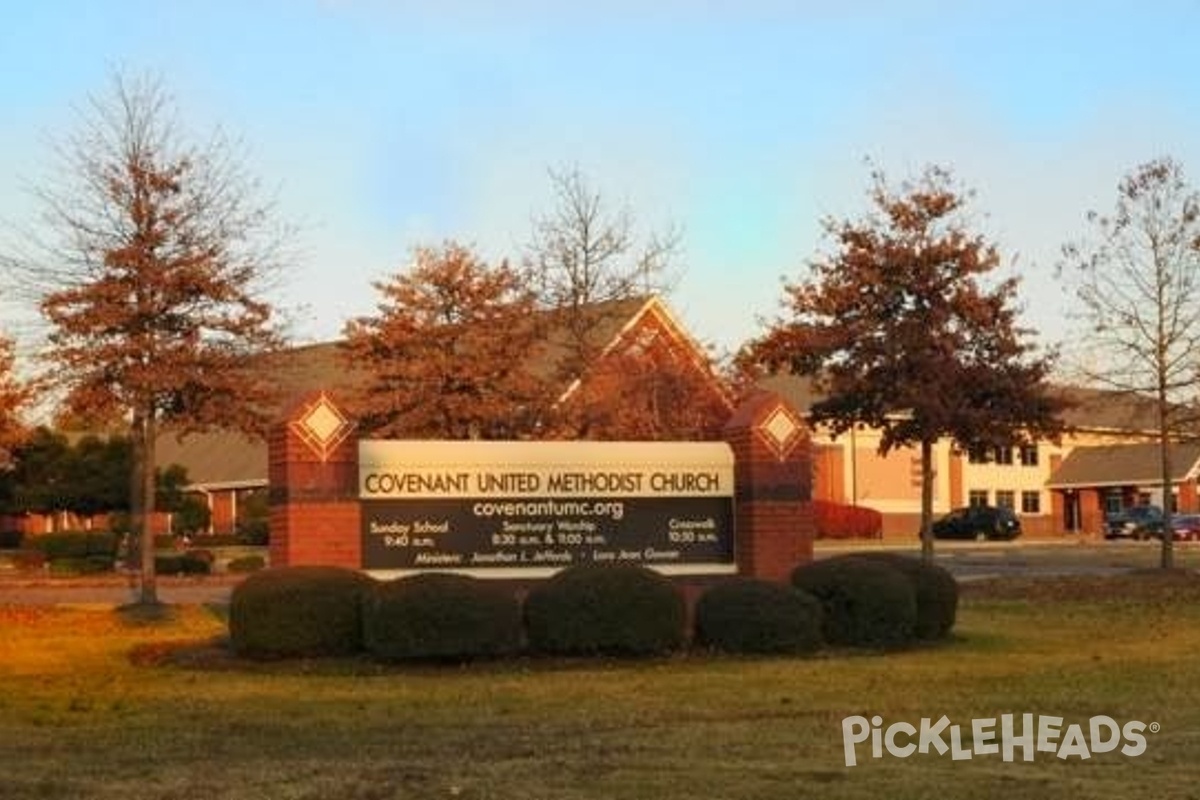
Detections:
1046,442,1200,489
260,294,660,412
530,295,658,385
159,295,718,489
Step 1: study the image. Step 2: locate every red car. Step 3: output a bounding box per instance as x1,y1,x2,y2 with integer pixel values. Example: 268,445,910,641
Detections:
1169,514,1200,541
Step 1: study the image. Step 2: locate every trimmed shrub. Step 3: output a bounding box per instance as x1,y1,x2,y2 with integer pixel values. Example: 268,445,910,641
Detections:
188,534,242,548
226,555,266,574
0,530,23,549
155,554,185,576
157,550,213,576
812,501,884,540
694,578,824,655
229,566,375,658
851,552,958,640
523,564,686,657
35,531,119,562
47,555,114,576
364,573,521,661
790,557,917,648
181,549,215,575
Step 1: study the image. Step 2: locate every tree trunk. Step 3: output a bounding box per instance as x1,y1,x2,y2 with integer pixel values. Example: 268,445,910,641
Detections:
920,438,935,565
1159,419,1174,570
134,411,159,605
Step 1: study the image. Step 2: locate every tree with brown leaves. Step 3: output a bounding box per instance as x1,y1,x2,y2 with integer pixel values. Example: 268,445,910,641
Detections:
19,74,286,604
0,333,34,454
750,165,1064,563
1061,157,1200,570
343,242,551,439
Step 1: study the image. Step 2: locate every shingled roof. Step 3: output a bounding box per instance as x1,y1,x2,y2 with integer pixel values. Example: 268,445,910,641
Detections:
1046,442,1200,489
255,294,657,413
756,373,1163,437
1051,386,1161,435
157,296,699,489
155,430,267,490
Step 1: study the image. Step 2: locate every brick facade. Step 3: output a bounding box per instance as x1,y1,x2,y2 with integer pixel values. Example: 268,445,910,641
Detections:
723,392,814,581
268,394,361,569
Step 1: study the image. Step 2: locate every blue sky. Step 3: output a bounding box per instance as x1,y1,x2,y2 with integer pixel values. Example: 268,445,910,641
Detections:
3,1,1199,356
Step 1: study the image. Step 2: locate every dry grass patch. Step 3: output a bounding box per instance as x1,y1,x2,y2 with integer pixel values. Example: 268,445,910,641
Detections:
1,573,1199,799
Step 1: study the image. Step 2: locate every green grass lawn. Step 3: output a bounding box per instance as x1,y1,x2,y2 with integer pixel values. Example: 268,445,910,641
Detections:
2,573,1199,800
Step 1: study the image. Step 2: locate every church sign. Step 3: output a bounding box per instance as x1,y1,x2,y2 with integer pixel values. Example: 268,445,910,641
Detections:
359,440,736,576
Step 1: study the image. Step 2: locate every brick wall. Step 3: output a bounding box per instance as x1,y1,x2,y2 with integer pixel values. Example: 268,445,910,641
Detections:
268,394,361,569
724,392,815,581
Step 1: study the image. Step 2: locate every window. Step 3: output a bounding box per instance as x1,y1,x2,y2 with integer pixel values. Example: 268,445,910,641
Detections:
1104,490,1123,515
995,490,1016,510
968,490,989,508
967,446,990,464
993,446,1014,465
1021,491,1041,514
1019,445,1039,467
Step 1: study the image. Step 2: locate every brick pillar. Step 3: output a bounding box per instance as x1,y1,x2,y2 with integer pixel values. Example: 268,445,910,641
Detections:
268,392,362,569
1080,488,1105,538
1178,480,1197,514
948,450,964,510
724,391,814,581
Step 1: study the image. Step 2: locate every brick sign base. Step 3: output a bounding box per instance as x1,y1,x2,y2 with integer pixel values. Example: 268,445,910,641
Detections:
269,391,813,582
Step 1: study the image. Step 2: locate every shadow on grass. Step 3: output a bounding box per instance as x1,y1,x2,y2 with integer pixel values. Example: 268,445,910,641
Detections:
115,601,180,626
125,631,969,684
944,629,1013,653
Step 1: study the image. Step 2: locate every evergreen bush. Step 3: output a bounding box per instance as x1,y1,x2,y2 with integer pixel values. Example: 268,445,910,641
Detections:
34,531,119,562
851,552,958,639
790,557,917,648
694,578,824,654
229,566,375,658
523,564,685,657
364,573,521,661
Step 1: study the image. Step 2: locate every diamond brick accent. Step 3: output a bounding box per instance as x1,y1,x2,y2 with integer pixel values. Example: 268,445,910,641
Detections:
290,394,354,462
756,404,803,461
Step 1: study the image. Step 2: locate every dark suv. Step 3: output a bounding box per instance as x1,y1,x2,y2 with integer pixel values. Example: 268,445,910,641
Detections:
1104,505,1165,540
931,506,1022,541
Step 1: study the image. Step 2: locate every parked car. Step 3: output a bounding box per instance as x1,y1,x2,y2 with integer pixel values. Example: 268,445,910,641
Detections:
1104,505,1165,540
931,506,1022,541
1168,513,1200,542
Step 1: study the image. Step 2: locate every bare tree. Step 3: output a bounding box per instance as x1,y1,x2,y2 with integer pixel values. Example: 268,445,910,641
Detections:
523,166,685,434
9,72,287,604
526,166,679,308
1061,157,1200,569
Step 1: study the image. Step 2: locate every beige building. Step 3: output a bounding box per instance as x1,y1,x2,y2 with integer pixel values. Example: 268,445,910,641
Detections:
760,376,1167,538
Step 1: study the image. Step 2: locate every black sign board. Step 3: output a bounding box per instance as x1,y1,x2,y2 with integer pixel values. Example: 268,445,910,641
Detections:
361,495,734,572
